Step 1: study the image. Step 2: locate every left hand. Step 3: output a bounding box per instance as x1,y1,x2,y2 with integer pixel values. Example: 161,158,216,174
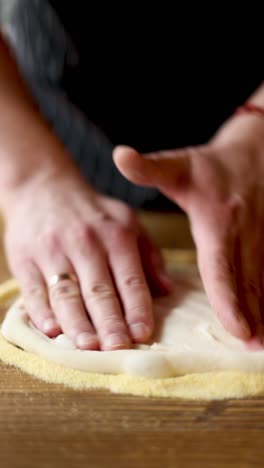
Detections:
3,167,172,352
114,112,264,349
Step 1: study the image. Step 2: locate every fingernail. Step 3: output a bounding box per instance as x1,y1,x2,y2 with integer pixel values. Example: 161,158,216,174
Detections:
130,322,152,342
103,333,130,350
76,332,99,350
42,318,60,334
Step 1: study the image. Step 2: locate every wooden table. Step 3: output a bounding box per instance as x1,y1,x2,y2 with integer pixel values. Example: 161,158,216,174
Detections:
0,212,263,468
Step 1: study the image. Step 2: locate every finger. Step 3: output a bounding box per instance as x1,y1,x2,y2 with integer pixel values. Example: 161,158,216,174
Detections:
98,196,174,295
251,294,264,349
66,226,131,351
239,286,264,351
137,231,175,296
197,241,251,341
13,259,60,337
244,288,262,333
234,236,263,346
242,288,263,350
239,282,263,350
103,223,154,343
37,236,99,350
247,267,264,349
113,145,192,208
236,271,262,337
97,195,138,229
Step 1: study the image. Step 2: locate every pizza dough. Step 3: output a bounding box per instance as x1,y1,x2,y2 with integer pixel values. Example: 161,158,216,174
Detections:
2,268,264,379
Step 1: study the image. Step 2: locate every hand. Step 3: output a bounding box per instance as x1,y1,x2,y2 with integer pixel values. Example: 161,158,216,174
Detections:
3,168,172,351
114,113,264,349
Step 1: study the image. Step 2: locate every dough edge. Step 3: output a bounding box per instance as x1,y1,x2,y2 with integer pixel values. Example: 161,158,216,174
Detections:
1,279,264,399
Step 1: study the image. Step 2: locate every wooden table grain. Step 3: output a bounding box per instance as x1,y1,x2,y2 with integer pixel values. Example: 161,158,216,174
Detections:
0,212,263,468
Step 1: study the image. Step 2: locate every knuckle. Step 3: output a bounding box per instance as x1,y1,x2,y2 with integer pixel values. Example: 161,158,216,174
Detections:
68,224,97,255
9,254,31,274
40,230,59,254
74,223,95,244
50,281,80,302
10,246,28,261
116,204,137,227
108,223,131,245
124,207,137,226
99,317,126,336
84,282,117,302
25,285,45,299
94,211,111,223
122,274,146,289
70,321,93,335
125,304,149,322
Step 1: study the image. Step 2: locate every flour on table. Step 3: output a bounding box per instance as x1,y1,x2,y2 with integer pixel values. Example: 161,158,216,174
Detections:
2,268,264,378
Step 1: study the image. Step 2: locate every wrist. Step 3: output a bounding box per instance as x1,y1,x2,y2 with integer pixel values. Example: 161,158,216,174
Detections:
0,164,94,223
211,105,264,155
0,136,81,216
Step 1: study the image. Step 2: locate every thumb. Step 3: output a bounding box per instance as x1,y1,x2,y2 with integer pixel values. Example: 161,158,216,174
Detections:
113,145,192,208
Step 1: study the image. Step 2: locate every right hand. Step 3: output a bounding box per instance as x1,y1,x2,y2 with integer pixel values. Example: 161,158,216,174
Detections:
113,112,264,350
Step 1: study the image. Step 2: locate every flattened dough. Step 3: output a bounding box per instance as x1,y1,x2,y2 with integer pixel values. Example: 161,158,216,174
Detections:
2,268,264,379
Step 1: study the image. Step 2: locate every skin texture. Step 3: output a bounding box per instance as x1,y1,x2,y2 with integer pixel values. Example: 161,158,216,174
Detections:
113,92,264,350
4,173,173,351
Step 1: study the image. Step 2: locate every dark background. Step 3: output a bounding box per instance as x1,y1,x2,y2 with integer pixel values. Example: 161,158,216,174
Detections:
50,2,263,153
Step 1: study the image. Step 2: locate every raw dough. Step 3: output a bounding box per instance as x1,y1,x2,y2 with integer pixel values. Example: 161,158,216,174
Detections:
2,268,264,379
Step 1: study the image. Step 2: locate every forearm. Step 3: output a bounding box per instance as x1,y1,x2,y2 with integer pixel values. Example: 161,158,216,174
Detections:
0,35,75,206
